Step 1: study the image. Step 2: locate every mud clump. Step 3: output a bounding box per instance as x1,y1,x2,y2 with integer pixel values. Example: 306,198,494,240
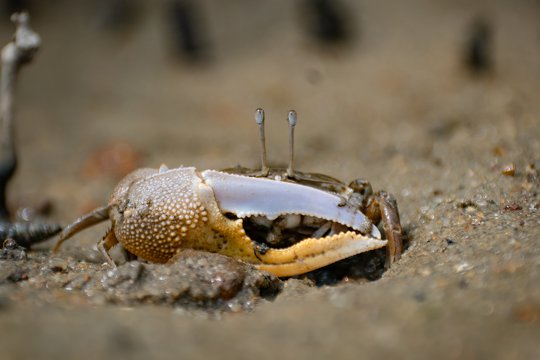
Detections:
0,249,282,312
0,239,27,261
91,250,282,310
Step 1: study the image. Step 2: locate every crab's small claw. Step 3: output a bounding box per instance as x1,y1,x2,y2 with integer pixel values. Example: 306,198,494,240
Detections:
377,191,403,268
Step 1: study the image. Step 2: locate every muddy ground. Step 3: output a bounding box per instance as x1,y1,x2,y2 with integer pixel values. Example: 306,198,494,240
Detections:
0,1,539,359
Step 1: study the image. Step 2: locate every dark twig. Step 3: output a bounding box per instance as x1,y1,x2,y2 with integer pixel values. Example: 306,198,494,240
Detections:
0,13,61,247
464,19,493,75
0,12,40,220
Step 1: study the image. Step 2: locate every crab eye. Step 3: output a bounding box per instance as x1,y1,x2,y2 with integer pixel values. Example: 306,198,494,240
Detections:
349,179,368,191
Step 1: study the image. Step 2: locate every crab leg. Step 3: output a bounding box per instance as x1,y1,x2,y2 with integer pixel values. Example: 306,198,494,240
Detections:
97,228,119,267
53,205,110,253
200,170,380,238
377,192,403,268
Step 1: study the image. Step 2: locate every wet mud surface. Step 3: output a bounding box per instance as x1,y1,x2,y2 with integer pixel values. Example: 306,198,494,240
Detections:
0,1,539,359
0,247,281,312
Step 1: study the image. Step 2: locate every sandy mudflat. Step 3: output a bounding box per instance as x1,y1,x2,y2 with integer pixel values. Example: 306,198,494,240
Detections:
0,1,539,359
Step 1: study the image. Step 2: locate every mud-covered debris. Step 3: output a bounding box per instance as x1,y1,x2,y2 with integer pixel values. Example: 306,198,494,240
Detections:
504,203,522,211
456,199,477,211
0,238,26,260
0,240,30,284
101,261,144,290
47,257,69,273
63,250,282,311
1,249,282,312
0,260,29,283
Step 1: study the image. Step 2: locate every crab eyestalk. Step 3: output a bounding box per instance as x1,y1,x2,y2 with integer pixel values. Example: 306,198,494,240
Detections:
255,108,269,176
287,110,297,178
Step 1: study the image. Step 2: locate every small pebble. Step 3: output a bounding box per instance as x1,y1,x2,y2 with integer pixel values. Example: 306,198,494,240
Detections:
501,163,516,176
454,262,472,273
504,203,522,211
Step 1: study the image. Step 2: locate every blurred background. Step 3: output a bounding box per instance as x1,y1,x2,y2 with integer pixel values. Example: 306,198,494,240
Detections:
1,2,540,358
0,0,539,227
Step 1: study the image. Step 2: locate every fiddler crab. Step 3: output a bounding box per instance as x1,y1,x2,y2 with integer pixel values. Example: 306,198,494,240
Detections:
54,109,403,277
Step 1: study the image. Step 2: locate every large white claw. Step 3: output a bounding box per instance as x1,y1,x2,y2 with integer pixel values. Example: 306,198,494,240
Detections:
200,170,380,238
